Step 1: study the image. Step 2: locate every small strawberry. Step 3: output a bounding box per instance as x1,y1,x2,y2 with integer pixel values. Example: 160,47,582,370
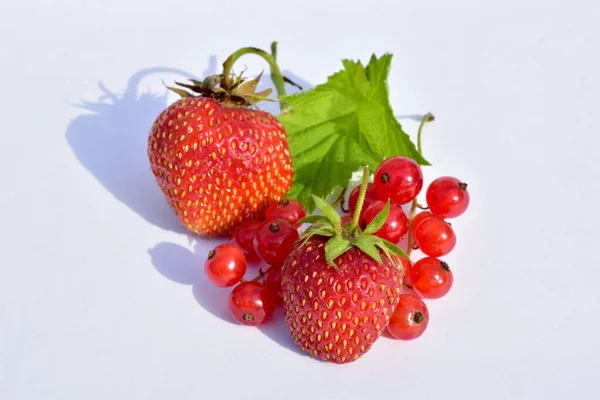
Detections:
281,167,409,364
148,73,293,237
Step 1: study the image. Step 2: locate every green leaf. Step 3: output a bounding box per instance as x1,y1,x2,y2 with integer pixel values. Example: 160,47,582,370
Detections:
380,239,411,261
324,236,352,268
311,195,342,234
279,53,429,212
362,199,390,235
352,236,383,264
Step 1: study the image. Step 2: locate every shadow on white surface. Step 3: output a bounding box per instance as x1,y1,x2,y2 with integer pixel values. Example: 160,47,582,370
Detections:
65,66,200,233
148,241,233,323
149,240,310,357
257,306,310,357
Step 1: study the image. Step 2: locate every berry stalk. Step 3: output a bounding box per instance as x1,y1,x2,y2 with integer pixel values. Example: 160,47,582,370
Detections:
243,267,270,283
407,113,435,256
221,44,288,111
350,167,371,231
416,112,434,155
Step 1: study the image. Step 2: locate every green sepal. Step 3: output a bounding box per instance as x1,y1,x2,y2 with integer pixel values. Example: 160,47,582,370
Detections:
166,86,193,98
324,236,352,268
311,195,342,234
380,238,410,261
374,240,397,269
236,70,264,94
362,199,391,235
352,236,383,264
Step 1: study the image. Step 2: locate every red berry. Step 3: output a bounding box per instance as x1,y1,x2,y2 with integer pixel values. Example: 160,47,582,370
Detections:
204,243,247,287
348,183,378,216
410,211,433,237
387,293,429,340
228,281,276,326
264,265,284,303
253,219,299,265
426,177,470,218
231,220,262,261
411,257,454,299
148,97,293,237
414,216,456,257
281,236,403,363
265,199,306,225
361,200,409,243
374,156,423,205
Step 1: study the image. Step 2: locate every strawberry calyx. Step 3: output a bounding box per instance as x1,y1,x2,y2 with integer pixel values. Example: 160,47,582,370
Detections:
297,167,410,270
167,42,293,110
165,69,275,108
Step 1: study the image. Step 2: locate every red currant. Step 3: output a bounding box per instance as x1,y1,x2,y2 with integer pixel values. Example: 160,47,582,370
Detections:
265,199,306,225
204,243,247,287
387,293,429,340
264,264,283,303
374,156,423,205
426,177,470,218
411,257,454,299
361,200,409,243
253,219,299,265
231,220,262,261
348,183,378,216
410,211,433,237
414,216,456,257
228,281,276,326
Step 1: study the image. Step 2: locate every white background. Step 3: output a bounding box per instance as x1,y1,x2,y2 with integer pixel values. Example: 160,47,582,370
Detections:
1,0,599,399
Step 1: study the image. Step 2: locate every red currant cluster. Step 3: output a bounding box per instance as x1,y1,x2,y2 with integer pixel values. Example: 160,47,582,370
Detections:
344,156,470,340
204,200,306,326
204,156,470,343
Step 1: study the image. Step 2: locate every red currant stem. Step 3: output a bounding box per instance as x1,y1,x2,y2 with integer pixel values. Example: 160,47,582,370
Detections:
244,267,271,283
330,186,348,210
221,44,288,112
350,167,371,231
403,281,414,290
406,200,419,257
271,42,303,91
340,198,349,214
416,203,429,210
417,112,435,155
406,113,434,256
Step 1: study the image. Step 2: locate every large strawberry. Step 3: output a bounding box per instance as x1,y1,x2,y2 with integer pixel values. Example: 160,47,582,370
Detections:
281,168,409,364
148,73,293,237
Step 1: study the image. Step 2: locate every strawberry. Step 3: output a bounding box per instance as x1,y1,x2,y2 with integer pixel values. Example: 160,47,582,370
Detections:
281,168,409,364
148,74,294,237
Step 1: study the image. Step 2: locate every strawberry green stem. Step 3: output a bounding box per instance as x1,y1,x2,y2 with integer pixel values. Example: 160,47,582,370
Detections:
350,167,370,231
221,44,287,111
